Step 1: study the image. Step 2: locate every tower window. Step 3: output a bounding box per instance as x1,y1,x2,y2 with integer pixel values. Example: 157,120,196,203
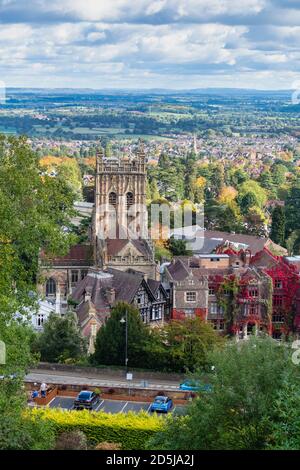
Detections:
46,278,56,297
126,192,134,209
109,192,117,207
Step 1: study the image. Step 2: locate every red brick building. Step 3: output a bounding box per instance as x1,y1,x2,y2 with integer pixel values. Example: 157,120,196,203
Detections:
164,247,300,339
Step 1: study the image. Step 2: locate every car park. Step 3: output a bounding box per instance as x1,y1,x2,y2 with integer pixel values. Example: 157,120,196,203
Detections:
73,390,99,410
149,395,173,413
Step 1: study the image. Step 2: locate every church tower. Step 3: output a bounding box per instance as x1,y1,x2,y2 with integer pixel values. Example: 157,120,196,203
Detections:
93,142,157,279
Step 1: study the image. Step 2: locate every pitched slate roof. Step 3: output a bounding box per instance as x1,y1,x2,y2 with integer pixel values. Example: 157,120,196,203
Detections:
187,230,287,256
71,267,150,312
42,244,94,267
106,238,153,258
166,259,190,281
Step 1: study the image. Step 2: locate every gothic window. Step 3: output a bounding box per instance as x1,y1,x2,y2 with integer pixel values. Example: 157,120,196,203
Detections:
109,192,117,207
126,192,134,209
46,278,56,297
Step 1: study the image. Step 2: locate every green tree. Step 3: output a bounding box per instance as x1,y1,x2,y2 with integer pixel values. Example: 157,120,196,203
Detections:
159,318,224,372
148,337,299,450
168,237,191,256
210,164,224,198
285,185,300,237
215,202,243,233
105,142,112,158
33,313,86,363
270,206,286,246
268,380,300,449
272,164,287,186
56,159,82,200
228,168,248,187
238,181,267,209
258,170,274,191
92,302,151,368
0,135,76,448
238,192,258,215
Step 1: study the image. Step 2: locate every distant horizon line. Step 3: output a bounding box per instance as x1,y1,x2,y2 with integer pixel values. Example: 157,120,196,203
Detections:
4,86,294,93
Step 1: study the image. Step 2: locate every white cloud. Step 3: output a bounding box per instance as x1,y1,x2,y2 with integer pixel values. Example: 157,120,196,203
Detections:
0,1,299,89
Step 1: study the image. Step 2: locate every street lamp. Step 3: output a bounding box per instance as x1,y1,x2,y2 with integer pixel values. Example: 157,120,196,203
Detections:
120,310,128,375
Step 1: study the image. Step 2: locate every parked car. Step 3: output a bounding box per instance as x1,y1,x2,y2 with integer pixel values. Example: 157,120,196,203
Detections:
150,395,173,413
179,380,212,392
73,390,99,410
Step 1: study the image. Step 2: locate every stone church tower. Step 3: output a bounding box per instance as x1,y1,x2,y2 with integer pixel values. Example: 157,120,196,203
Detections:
93,143,157,279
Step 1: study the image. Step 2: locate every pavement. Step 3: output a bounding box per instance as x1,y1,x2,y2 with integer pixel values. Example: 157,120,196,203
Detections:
26,369,182,391
47,396,187,416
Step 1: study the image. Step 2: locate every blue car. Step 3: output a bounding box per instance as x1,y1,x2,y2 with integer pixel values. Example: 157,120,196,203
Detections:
179,380,212,392
150,395,173,413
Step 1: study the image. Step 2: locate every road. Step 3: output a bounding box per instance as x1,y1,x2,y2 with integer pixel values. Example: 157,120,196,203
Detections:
26,369,182,391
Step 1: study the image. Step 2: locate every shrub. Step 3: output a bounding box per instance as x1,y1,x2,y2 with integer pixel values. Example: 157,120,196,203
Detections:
26,408,164,450
95,442,122,450
55,430,88,450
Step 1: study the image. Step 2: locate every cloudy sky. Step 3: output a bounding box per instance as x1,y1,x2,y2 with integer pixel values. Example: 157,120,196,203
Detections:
0,0,300,89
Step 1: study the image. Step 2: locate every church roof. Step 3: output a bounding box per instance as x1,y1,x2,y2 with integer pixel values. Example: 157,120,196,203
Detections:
42,244,94,267
106,238,153,258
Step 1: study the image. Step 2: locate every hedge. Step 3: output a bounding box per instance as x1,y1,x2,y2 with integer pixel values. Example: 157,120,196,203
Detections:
26,408,165,450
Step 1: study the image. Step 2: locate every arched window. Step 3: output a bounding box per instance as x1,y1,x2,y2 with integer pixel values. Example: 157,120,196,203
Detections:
109,192,117,207
46,278,56,297
126,192,134,209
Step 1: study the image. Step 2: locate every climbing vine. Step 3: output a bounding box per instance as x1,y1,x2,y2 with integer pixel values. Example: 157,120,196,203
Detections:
216,276,240,336
260,276,273,328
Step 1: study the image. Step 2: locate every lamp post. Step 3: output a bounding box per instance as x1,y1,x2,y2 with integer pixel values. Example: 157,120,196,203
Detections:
120,310,128,375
